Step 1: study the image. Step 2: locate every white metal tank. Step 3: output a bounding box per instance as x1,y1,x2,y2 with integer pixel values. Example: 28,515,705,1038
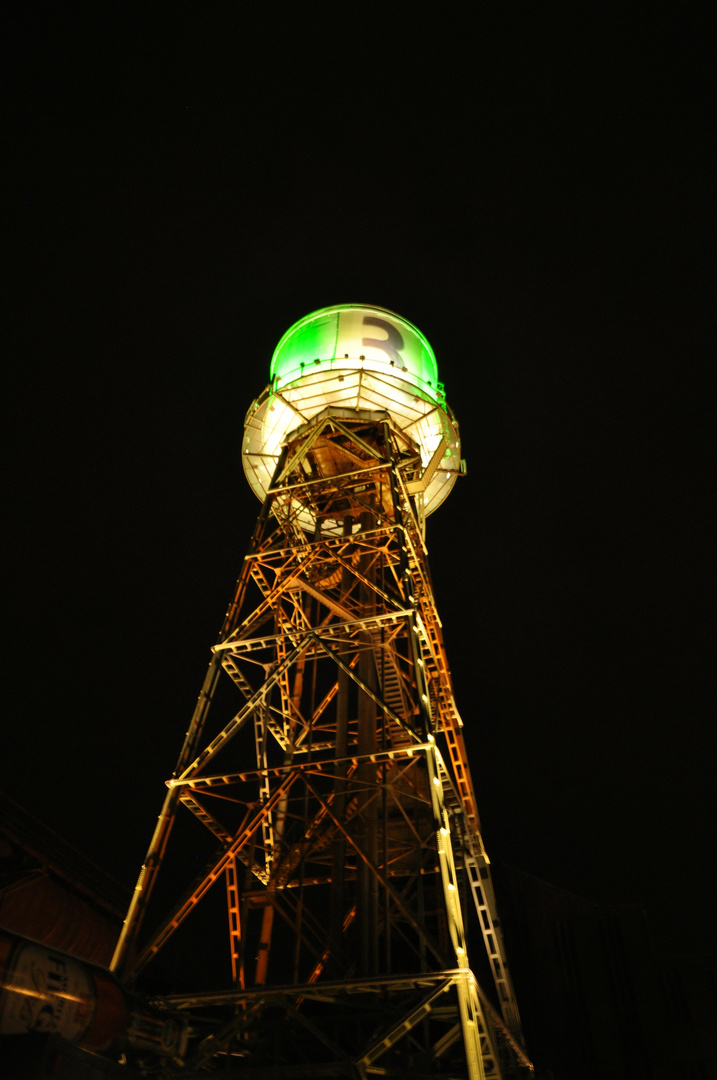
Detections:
243,305,462,533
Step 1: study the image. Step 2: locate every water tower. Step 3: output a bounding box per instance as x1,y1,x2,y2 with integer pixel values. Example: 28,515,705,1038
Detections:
111,305,533,1078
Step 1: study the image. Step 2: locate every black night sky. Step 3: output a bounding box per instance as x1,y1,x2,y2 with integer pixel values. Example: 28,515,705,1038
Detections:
5,4,714,968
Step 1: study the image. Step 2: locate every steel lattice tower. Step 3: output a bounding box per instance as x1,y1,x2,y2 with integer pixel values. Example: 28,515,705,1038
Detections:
111,305,534,1078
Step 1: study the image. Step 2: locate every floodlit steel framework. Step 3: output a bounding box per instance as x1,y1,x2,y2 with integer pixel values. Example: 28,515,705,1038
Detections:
111,311,533,1079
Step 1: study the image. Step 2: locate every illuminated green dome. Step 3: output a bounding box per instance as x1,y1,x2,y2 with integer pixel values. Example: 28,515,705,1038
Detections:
270,304,443,402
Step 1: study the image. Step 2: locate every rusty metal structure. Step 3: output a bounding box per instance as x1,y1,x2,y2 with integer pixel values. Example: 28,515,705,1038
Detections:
110,306,533,1078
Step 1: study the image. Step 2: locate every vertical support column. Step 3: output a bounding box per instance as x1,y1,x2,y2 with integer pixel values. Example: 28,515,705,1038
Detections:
383,422,490,1079
357,504,379,976
329,515,353,965
226,855,244,989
